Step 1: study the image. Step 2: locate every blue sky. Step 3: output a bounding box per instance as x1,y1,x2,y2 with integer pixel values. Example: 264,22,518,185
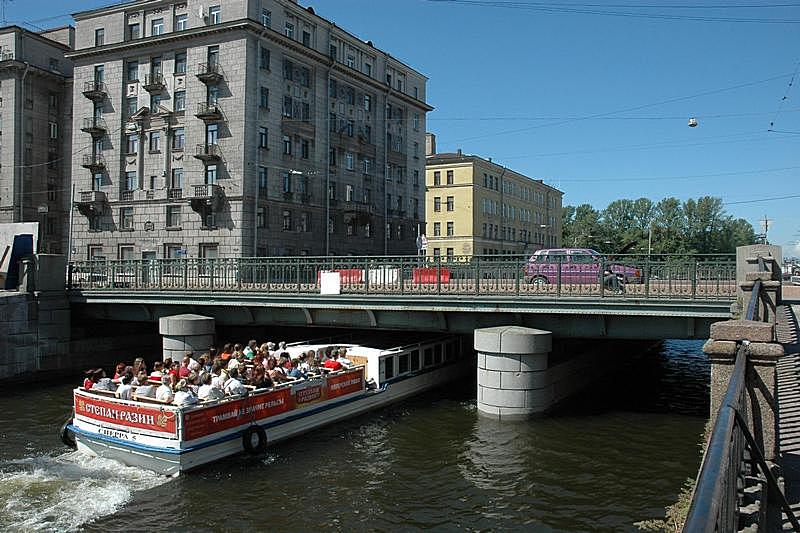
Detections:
8,0,800,255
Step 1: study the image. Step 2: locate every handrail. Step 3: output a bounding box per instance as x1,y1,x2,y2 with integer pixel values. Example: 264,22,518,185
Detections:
745,278,762,321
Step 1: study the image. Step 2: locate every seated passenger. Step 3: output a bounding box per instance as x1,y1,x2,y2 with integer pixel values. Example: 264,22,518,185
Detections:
91,369,116,391
156,375,175,403
116,373,134,400
173,379,199,407
149,361,164,382
178,356,191,379
250,366,273,389
223,368,247,396
227,355,241,372
220,343,233,362
112,362,126,381
198,373,225,401
244,340,258,359
132,357,147,377
323,354,343,372
288,359,306,380
83,368,96,391
133,373,156,399
337,348,354,367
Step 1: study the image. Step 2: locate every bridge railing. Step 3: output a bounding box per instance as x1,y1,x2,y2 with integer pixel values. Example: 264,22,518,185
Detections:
66,253,736,299
684,257,799,532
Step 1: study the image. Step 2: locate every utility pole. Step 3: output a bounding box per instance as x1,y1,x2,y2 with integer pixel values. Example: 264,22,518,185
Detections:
760,215,773,245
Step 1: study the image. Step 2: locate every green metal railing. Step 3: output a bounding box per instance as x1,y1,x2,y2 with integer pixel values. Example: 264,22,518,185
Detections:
67,253,737,300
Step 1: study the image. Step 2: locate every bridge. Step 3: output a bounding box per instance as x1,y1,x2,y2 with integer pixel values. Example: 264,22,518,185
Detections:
66,253,736,340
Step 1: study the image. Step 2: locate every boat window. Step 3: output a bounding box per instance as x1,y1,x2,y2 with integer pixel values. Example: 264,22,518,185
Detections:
445,341,455,362
434,344,443,364
410,349,420,371
399,353,409,374
383,356,394,380
423,347,433,367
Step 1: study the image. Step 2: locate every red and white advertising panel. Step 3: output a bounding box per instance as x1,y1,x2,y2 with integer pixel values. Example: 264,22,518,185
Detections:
293,382,324,408
182,387,292,441
74,392,178,437
326,368,365,400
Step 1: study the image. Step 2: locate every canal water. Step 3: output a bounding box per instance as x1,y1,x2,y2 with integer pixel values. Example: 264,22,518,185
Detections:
0,340,708,532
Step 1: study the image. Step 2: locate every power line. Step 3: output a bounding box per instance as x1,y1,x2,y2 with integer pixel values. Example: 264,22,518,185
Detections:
724,193,800,205
769,58,800,129
554,164,800,183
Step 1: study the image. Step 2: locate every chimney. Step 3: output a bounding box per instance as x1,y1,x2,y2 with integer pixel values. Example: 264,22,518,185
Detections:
425,132,436,156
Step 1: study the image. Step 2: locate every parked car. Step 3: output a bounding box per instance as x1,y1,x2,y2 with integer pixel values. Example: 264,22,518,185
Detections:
524,248,641,286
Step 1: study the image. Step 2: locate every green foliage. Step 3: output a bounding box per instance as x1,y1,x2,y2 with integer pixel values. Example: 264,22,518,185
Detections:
562,196,755,254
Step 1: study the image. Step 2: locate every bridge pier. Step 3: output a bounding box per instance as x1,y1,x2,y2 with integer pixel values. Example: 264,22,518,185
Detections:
158,314,215,361
474,326,553,419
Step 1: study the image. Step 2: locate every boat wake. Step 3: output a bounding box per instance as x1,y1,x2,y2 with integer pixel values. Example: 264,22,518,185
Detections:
0,451,169,532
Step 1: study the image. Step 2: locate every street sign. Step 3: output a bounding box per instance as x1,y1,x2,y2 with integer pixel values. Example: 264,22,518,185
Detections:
416,234,428,251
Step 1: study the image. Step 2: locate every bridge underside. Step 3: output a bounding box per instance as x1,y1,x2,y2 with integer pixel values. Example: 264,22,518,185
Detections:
70,291,732,340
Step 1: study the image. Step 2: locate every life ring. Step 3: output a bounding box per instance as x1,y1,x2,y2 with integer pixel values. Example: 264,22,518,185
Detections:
60,417,76,448
242,425,267,454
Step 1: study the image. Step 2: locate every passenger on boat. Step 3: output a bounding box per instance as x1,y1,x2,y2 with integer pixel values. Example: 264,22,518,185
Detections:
132,357,147,377
113,362,126,380
220,344,233,362
298,352,311,374
232,343,245,360
323,354,343,372
198,373,225,401
278,341,287,351
173,379,199,407
149,361,164,382
288,359,306,380
187,352,200,372
116,373,134,400
211,362,227,388
250,366,274,389
244,340,257,359
223,368,247,396
179,356,191,379
337,348,354,368
156,375,175,403
187,372,200,395
91,369,116,391
133,373,156,399
83,369,96,391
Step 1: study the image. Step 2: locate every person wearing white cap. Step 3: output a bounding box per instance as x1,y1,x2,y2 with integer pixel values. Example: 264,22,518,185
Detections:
173,379,198,407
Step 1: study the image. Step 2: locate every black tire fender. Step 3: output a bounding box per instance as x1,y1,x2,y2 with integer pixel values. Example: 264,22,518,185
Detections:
60,417,76,449
242,425,267,454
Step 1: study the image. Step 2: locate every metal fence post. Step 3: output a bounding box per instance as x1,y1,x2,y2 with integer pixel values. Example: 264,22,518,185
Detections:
644,256,650,299
158,261,163,291
600,256,606,298
400,257,405,295
265,258,271,293
183,260,188,289
556,255,562,298
691,259,698,299
437,254,442,295
475,256,480,295
515,256,521,296
67,263,73,289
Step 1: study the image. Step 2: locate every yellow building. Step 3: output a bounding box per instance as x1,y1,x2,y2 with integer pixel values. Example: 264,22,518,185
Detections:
425,147,562,258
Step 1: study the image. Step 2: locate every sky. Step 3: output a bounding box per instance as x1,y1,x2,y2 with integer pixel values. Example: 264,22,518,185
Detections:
5,0,800,255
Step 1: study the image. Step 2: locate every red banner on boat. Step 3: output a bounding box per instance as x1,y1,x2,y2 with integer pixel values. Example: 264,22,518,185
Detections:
182,387,292,441
74,392,178,436
326,368,364,399
294,383,324,407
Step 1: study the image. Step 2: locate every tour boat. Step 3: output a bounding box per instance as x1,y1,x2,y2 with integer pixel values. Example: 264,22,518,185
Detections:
65,336,470,475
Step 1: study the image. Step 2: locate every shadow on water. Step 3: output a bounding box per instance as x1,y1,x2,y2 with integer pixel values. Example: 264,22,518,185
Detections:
0,340,710,532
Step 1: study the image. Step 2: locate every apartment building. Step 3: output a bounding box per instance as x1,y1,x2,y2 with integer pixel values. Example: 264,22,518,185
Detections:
67,0,430,261
426,140,563,258
0,26,74,254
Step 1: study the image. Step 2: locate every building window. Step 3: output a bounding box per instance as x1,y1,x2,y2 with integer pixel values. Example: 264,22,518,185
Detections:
205,165,217,185
173,127,185,150
345,152,354,170
150,93,162,113
364,63,372,77
328,183,336,200
166,206,181,228
282,172,292,193
413,113,420,130
447,221,454,236
88,216,102,232
120,208,134,230
149,131,161,152
345,184,354,202
92,172,103,191
346,55,355,68
257,207,267,228
151,18,164,36
284,22,294,38
261,9,271,27
48,122,58,139
128,23,140,40
126,97,137,117
95,28,105,46
124,171,138,191
258,166,268,192
446,248,454,259
209,5,221,25
260,87,269,108
260,46,270,69
126,135,138,154
433,197,441,212
126,60,138,81
301,139,309,159
259,127,268,149
446,196,454,211
94,65,104,83
174,90,185,112
282,210,292,230
283,135,291,155
413,170,419,186
174,14,188,31
433,222,441,237
174,52,187,74
300,213,309,232
433,171,440,186
171,168,183,189
447,170,454,185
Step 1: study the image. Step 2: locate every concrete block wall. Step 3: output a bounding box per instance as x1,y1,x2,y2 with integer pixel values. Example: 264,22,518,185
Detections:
0,293,39,380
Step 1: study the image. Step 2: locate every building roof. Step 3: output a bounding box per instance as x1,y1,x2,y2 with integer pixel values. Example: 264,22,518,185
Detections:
0,24,73,52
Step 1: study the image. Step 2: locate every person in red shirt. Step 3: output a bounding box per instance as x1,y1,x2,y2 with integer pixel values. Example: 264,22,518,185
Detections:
178,356,191,379
83,369,96,390
220,343,233,362
324,355,343,372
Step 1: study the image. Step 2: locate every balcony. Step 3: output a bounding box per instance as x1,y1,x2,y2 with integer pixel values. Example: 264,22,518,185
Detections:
196,62,224,84
81,117,107,137
120,190,134,202
195,102,223,122
167,188,183,200
142,73,166,92
194,143,221,162
75,190,107,217
82,81,107,101
343,201,374,222
190,183,223,212
81,154,106,171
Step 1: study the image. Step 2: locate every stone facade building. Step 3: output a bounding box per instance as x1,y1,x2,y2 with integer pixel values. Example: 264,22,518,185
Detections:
0,26,74,254
426,138,563,258
68,0,431,261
